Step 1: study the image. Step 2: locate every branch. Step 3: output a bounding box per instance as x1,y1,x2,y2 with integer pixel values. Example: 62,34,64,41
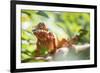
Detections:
32,44,90,61
52,43,90,61
72,44,90,53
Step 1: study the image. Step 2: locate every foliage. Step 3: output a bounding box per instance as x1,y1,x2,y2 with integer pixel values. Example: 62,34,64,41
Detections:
21,10,90,63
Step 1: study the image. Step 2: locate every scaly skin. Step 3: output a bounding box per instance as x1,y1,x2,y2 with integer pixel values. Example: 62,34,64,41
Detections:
32,23,87,57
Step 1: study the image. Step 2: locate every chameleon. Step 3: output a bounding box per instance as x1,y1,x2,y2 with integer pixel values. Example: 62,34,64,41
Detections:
32,22,87,57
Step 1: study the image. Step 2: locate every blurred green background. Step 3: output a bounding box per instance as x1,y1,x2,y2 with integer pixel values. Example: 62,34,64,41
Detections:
21,10,90,63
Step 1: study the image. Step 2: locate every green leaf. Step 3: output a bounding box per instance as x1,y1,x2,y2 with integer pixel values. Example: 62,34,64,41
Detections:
21,30,34,41
36,11,49,18
22,43,36,53
40,48,48,56
21,53,31,60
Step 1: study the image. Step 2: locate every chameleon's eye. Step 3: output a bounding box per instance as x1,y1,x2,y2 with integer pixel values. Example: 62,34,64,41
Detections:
38,22,45,28
32,29,36,32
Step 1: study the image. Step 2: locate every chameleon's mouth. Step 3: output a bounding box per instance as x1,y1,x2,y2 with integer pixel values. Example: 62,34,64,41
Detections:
32,29,49,34
36,29,49,33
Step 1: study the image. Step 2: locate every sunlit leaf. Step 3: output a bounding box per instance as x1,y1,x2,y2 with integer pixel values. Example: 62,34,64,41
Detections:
21,53,31,60
36,11,49,18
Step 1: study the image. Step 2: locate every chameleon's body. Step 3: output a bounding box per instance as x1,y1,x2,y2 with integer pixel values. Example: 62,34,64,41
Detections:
32,23,87,57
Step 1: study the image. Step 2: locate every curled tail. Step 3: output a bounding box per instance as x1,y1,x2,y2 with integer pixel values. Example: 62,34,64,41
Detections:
57,29,88,48
69,29,88,44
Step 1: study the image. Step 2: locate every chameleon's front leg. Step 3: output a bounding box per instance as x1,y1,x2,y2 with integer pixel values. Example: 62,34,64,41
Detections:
34,41,41,57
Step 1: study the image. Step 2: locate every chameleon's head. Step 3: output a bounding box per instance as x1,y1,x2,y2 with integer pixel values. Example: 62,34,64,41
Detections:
32,22,49,41
32,22,48,32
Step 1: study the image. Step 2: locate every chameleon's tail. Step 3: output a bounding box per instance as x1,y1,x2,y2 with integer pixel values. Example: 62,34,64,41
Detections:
57,29,88,48
69,29,88,44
